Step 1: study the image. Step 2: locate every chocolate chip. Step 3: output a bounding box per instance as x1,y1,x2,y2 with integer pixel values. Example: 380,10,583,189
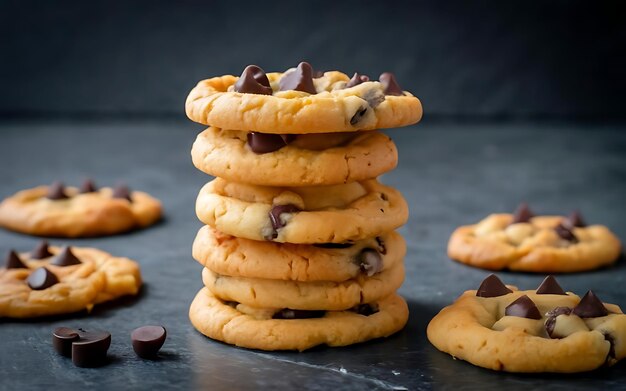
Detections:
113,184,132,202
379,72,404,96
566,210,586,228
52,327,80,357
223,300,239,308
352,303,379,316
71,329,111,367
80,179,97,193
555,223,578,243
357,249,383,276
545,307,572,337
313,242,354,249
50,246,81,267
247,132,289,154
345,72,370,88
131,325,167,359
375,237,387,254
31,240,53,259
268,204,301,239
272,309,325,319
536,275,567,295
476,274,512,298
279,62,317,94
573,290,608,318
5,250,27,269
46,181,69,200
233,65,273,95
505,295,541,319
511,202,533,224
27,267,59,290
350,106,368,125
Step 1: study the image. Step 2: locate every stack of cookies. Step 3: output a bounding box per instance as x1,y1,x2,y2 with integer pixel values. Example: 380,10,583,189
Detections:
185,62,422,351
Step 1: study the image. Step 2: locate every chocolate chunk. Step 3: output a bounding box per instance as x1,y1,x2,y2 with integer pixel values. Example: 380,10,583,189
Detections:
234,65,273,95
345,72,370,88
131,325,167,359
46,181,69,200
52,327,80,357
279,62,317,94
476,274,512,298
268,204,301,239
545,307,572,337
313,242,354,249
511,202,533,224
247,132,289,154
352,303,379,316
357,249,383,276
379,72,404,96
505,295,541,319
31,240,53,259
536,275,567,295
113,184,132,202
5,250,27,269
573,291,608,318
71,329,111,367
27,267,59,290
350,106,368,125
80,179,97,193
375,237,387,254
566,210,586,228
272,309,325,319
50,246,81,267
555,223,578,243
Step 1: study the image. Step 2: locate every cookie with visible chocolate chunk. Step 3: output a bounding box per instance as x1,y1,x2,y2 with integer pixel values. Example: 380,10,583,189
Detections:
195,178,408,244
427,274,626,373
447,204,621,272
185,62,422,133
0,242,142,318
191,127,398,186
189,287,408,351
0,180,162,237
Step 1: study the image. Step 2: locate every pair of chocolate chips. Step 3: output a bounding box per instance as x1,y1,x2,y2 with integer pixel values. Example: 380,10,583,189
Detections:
234,62,322,96
477,274,566,298
501,276,566,319
544,291,609,337
510,203,585,242
46,180,132,202
345,72,404,96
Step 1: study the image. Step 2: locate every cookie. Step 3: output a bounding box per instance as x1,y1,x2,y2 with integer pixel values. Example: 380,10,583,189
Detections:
447,205,621,272
427,274,626,373
201,259,404,311
195,178,408,244
185,62,422,133
193,226,405,282
0,180,162,237
0,242,142,318
189,287,408,351
191,127,398,186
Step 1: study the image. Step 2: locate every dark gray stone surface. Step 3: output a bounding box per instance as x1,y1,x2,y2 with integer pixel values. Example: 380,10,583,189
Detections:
0,119,625,390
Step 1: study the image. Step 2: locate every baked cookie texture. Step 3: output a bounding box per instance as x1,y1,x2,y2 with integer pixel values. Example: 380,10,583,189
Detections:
447,207,621,272
427,275,626,373
0,183,162,237
0,243,142,318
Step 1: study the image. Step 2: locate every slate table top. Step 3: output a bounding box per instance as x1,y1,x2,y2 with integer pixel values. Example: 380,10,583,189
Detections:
0,119,625,390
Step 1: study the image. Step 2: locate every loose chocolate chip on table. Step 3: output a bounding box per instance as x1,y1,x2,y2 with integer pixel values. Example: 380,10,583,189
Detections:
352,303,379,316
545,307,572,337
5,250,27,269
375,237,387,254
46,181,69,200
350,106,368,125
272,309,325,319
268,204,301,239
554,223,578,243
247,132,290,154
80,179,98,193
536,275,567,295
345,72,370,88
31,240,53,259
511,202,533,224
379,72,404,96
313,242,354,249
565,210,586,228
505,295,541,319
573,290,608,318
113,184,132,202
50,246,81,267
131,325,167,359
52,327,80,357
27,267,59,290
476,274,512,298
357,249,383,276
279,62,317,94
234,65,273,95
71,329,112,367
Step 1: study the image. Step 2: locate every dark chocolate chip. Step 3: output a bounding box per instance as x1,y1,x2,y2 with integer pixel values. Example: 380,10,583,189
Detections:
268,204,301,239
345,72,370,88
223,300,239,308
131,325,167,359
352,303,379,316
573,290,608,318
476,274,512,298
505,295,541,319
511,202,533,224
545,306,572,337
357,249,383,276
375,237,387,254
536,275,567,295
566,210,586,228
272,309,325,319
50,246,81,267
313,242,354,249
555,223,578,243
350,106,368,125
80,179,98,193
71,329,111,367
233,65,272,95
247,132,289,154
279,62,317,94
31,240,53,259
379,72,404,96
5,250,27,269
113,184,132,202
27,267,59,290
46,181,69,200
52,327,80,357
